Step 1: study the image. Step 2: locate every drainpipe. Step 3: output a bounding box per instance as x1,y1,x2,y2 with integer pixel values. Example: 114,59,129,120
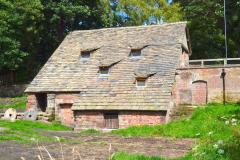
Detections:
220,69,226,105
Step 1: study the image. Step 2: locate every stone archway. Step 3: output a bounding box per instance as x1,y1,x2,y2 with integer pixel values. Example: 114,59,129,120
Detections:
192,80,208,105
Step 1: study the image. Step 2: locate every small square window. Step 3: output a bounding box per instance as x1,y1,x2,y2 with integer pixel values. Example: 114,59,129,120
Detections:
130,49,141,58
136,78,146,87
99,67,109,76
81,51,90,60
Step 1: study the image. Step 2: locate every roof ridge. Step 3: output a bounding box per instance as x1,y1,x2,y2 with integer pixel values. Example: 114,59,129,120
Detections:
71,21,187,34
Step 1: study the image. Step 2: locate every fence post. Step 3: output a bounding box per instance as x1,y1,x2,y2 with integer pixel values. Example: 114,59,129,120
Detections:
224,59,227,66
201,60,204,67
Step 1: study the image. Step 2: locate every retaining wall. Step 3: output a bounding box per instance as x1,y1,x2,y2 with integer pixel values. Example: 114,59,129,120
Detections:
174,66,240,105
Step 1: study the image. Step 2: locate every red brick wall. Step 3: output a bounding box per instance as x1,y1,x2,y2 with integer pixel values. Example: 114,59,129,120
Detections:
54,93,78,125
74,111,166,129
55,93,78,104
26,93,37,110
119,111,166,128
75,111,104,129
174,66,240,105
59,104,74,127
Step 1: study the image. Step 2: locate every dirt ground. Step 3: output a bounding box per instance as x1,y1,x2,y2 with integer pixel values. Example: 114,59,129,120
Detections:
0,131,196,160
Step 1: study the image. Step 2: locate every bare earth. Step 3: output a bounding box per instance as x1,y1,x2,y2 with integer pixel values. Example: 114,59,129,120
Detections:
0,131,196,160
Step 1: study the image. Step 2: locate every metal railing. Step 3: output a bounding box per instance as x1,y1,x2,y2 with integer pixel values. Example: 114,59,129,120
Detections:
189,58,240,67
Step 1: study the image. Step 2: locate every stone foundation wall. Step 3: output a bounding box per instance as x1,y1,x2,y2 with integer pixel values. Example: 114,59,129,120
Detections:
75,111,167,129
174,66,240,105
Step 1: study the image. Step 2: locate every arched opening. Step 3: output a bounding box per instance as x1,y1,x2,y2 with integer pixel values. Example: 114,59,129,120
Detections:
192,80,208,105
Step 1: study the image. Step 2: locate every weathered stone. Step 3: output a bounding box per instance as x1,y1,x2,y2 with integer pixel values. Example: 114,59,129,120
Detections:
24,108,38,120
3,108,17,121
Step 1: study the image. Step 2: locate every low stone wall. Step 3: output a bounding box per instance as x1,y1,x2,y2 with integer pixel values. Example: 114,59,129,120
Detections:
174,66,240,105
0,84,28,97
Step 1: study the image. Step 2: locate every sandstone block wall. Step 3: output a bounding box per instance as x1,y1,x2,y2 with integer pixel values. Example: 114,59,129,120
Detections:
174,66,240,105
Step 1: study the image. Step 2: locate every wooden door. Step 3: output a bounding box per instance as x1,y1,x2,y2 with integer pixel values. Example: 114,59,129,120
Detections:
104,113,119,129
60,104,74,127
192,81,207,105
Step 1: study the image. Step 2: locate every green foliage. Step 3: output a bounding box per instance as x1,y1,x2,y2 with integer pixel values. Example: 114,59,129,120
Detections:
112,104,239,139
0,120,71,143
0,0,43,70
79,129,100,135
0,0,115,75
112,152,165,160
112,103,240,160
175,0,240,59
115,0,183,25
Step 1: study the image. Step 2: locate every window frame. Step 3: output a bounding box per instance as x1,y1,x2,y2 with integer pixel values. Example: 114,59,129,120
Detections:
136,78,147,87
129,49,141,59
99,66,110,77
80,51,91,61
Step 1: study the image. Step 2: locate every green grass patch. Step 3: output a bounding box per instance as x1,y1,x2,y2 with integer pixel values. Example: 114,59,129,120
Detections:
112,103,240,140
79,129,100,135
112,103,240,160
112,152,165,160
0,120,71,143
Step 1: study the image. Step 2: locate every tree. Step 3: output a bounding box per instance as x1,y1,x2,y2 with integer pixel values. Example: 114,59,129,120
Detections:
227,0,240,57
114,0,183,26
175,0,240,59
33,0,116,67
1,0,116,83
0,0,43,70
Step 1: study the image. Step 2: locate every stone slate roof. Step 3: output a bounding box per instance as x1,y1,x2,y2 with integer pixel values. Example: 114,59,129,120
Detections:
26,22,189,110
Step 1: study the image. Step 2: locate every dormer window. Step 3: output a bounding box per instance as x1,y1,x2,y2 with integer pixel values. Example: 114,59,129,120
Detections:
130,49,141,58
81,51,91,60
136,78,146,87
99,66,109,76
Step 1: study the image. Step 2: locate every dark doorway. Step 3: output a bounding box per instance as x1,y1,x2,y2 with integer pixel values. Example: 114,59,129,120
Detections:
36,93,47,112
104,113,119,129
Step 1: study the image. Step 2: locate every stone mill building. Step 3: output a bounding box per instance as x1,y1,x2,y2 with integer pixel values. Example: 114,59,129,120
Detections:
25,22,240,129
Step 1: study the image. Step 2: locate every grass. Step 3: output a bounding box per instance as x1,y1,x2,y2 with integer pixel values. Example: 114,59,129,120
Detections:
0,120,71,143
112,152,165,160
112,103,240,160
79,129,101,135
0,95,26,110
